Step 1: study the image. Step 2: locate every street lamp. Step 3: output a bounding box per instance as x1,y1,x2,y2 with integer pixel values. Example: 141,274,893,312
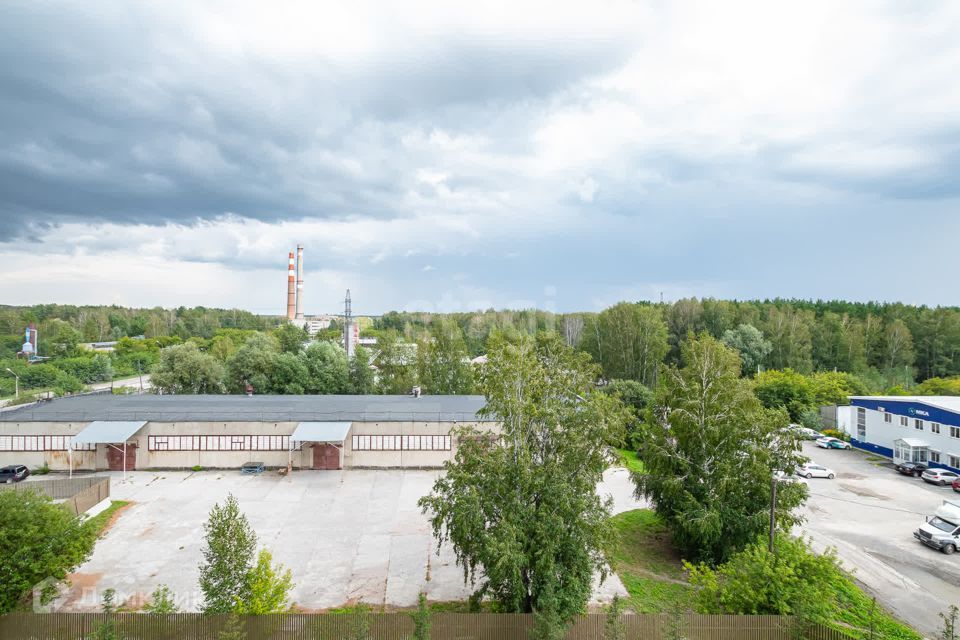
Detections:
5,368,19,399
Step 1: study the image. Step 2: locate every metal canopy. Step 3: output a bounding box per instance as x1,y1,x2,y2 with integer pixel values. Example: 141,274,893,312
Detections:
291,421,351,443
72,420,147,445
894,437,929,448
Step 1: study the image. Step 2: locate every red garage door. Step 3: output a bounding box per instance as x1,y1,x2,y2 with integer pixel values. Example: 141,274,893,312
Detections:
312,443,341,470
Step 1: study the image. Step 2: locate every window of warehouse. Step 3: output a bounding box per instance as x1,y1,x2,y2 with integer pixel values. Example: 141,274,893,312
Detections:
931,451,941,463
352,435,451,451
148,435,290,451
884,413,892,423
932,423,941,434
0,436,95,451
900,416,909,427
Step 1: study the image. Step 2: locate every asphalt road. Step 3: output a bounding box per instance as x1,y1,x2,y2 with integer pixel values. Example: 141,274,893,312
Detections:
797,441,960,635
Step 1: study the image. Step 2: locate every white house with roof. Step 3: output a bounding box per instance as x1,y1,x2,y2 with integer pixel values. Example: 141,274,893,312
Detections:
837,396,960,472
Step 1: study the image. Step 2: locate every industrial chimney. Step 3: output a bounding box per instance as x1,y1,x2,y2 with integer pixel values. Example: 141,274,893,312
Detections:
295,244,304,320
286,251,296,320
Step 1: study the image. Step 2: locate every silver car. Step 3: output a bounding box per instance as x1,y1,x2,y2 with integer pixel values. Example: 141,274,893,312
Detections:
922,469,960,486
799,462,835,479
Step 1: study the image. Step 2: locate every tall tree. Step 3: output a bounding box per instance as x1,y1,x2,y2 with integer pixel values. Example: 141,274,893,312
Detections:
580,303,668,387
302,341,350,394
225,334,279,394
417,320,474,394
665,298,705,363
721,323,772,375
376,330,418,394
634,335,806,563
274,323,309,354
419,333,627,622
199,494,257,614
349,346,376,394
152,343,225,394
269,352,309,394
884,319,915,371
762,307,814,373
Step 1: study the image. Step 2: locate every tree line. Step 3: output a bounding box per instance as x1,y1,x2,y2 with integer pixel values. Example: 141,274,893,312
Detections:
4,297,960,401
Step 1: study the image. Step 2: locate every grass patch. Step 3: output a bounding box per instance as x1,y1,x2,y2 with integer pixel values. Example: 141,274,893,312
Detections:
607,509,919,638
85,500,131,535
606,509,691,612
614,448,644,473
832,576,920,640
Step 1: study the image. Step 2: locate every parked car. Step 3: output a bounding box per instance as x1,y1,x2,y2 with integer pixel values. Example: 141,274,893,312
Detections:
794,426,823,440
816,437,851,449
952,478,960,493
799,462,836,479
922,469,960,486
775,470,808,486
895,461,929,477
0,464,30,483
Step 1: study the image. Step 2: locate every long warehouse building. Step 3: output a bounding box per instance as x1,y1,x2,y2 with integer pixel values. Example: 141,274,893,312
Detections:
0,394,490,471
837,395,960,472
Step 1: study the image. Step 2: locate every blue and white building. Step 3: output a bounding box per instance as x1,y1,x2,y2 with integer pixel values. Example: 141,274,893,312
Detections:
837,396,960,472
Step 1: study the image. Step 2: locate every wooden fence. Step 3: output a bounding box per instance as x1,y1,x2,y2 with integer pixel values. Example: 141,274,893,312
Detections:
0,613,858,640
0,475,110,515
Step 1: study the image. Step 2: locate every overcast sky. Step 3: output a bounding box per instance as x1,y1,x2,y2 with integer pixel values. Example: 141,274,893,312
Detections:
1,1,958,315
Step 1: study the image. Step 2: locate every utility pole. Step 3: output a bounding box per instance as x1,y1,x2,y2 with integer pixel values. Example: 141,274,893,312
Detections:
769,474,778,553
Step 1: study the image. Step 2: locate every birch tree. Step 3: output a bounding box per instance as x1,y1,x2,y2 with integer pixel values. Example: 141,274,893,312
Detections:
634,335,806,563
419,332,627,622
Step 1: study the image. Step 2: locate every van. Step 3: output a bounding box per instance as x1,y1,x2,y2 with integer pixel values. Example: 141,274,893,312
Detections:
915,499,960,554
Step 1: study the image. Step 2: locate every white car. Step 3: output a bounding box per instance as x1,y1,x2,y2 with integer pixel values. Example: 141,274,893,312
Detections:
775,470,808,486
816,436,851,450
799,462,836,479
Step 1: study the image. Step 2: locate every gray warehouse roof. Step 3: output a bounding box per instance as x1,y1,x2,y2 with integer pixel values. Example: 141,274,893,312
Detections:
0,394,490,423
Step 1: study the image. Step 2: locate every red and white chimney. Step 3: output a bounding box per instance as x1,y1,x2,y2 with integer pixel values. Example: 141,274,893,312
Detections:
295,244,304,320
286,251,296,320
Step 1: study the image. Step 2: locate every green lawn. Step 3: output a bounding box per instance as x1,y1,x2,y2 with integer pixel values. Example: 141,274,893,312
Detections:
614,448,644,473
85,500,131,535
607,509,920,639
606,509,691,612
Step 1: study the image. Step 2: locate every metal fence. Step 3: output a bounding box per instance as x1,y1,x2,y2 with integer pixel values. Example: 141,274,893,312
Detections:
0,475,109,515
0,613,858,640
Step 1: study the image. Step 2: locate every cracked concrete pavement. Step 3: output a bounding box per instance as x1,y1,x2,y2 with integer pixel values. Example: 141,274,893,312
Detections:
57,466,644,612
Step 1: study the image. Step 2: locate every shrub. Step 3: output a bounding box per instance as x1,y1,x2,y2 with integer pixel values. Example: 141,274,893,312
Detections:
821,429,849,442
686,536,840,621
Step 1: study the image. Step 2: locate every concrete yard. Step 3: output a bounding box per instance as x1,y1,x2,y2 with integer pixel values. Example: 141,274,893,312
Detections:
57,467,643,612
798,441,960,635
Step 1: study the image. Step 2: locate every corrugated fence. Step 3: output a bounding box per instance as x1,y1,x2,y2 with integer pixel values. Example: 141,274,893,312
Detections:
0,613,858,640
0,475,110,515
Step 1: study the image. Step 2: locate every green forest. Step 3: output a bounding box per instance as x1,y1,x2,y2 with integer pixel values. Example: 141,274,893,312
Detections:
2,299,960,407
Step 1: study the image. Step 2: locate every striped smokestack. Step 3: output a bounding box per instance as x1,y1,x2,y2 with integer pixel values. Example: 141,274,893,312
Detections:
286,251,296,320
295,244,304,320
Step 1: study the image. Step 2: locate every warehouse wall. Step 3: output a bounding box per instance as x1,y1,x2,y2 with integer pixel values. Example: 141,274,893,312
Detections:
0,421,97,471
0,419,499,470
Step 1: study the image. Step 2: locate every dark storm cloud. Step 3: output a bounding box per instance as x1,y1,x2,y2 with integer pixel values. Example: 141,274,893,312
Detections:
0,2,637,240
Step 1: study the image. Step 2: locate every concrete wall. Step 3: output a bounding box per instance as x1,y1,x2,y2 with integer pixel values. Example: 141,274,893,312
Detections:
0,419,499,470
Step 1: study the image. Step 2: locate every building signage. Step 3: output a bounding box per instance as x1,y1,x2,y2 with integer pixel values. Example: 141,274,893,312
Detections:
908,407,931,417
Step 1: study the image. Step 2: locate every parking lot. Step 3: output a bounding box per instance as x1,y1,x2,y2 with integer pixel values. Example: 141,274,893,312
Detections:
55,467,643,612
798,441,960,635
